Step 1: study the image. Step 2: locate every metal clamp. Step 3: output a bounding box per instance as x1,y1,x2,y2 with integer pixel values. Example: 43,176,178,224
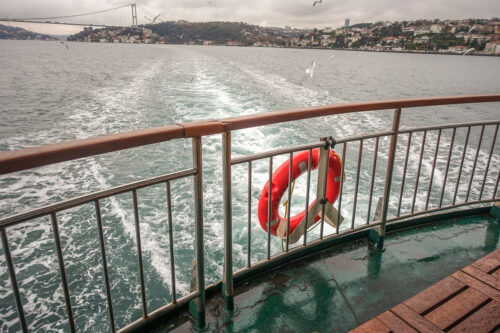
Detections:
320,136,336,150
280,136,343,243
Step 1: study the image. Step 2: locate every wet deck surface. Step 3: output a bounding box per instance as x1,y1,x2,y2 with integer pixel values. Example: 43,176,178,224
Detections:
351,248,500,333
165,212,500,332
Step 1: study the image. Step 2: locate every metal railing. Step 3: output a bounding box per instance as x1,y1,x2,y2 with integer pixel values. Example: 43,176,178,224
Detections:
0,140,205,333
0,94,499,332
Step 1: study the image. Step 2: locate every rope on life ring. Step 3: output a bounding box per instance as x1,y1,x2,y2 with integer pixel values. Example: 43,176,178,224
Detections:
257,147,344,244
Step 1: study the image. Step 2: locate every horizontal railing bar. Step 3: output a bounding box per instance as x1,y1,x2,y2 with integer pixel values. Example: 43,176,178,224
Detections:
117,291,200,333
231,119,500,167
233,198,498,282
398,119,500,134
335,130,394,144
222,94,500,131
230,205,493,306
1,95,499,176
0,95,499,332
387,198,498,223
231,142,325,165
232,130,395,166
0,125,184,176
233,220,384,280
0,168,196,229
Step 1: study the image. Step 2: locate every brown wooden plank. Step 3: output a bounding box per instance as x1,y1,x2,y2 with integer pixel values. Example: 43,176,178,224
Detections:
404,276,465,314
452,271,500,303
472,249,500,273
488,249,500,260
378,310,418,333
492,269,500,279
481,249,500,261
391,304,443,333
424,288,489,330
349,318,391,333
472,257,500,274
463,265,500,291
449,301,500,333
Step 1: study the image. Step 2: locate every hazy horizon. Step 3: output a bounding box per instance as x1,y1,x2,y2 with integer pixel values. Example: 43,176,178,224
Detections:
1,0,499,34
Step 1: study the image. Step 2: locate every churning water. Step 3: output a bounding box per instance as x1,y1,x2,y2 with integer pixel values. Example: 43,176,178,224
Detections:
0,40,499,331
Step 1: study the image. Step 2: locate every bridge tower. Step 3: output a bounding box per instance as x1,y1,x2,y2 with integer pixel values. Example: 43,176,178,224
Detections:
131,4,138,27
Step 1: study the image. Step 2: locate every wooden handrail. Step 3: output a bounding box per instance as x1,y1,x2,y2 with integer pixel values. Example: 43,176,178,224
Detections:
1,94,499,176
221,94,500,131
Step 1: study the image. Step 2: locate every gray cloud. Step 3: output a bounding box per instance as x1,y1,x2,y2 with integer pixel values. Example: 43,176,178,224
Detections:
1,0,499,29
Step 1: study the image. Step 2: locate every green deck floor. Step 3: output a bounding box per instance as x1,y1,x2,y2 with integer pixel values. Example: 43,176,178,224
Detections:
164,211,500,332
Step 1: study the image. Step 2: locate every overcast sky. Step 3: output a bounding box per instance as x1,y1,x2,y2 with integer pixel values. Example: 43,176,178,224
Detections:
1,0,499,34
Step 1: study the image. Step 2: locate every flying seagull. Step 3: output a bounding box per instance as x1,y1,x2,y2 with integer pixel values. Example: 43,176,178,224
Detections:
177,33,184,39
305,61,316,78
329,54,335,59
60,41,69,50
151,14,162,24
145,14,162,24
313,0,323,6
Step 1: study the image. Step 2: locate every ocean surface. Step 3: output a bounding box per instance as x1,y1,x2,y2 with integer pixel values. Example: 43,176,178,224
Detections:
0,40,499,332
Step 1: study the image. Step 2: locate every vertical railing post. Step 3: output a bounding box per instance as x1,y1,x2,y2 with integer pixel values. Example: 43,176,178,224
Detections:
247,162,252,267
369,108,401,251
188,137,206,328
222,131,234,311
94,200,115,332
1,229,28,333
318,137,332,239
267,157,273,260
132,190,147,319
50,213,76,333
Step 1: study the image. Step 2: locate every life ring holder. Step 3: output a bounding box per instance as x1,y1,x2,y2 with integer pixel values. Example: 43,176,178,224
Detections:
257,138,344,244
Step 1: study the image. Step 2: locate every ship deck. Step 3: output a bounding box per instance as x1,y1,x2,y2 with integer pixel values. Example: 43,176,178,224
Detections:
351,247,500,333
164,208,500,332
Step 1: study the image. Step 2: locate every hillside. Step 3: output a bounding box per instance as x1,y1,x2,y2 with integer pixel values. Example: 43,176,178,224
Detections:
0,24,57,40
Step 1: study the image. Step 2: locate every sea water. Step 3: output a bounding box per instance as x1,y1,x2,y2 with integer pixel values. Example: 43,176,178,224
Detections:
0,40,499,331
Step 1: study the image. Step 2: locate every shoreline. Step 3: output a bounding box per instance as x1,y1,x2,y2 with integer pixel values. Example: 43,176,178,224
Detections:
2,38,499,57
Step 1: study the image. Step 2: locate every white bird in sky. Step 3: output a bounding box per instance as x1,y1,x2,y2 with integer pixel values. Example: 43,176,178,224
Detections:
468,25,476,34
60,41,69,50
177,33,184,39
313,0,323,7
305,61,316,78
151,14,162,24
329,54,335,59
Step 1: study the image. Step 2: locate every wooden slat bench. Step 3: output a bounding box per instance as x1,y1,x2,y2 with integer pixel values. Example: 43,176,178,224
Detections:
350,248,500,333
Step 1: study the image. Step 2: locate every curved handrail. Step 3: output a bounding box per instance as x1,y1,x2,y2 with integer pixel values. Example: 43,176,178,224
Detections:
1,94,499,176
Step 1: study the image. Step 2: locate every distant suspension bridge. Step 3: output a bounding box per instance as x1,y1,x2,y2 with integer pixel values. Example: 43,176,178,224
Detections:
0,3,161,28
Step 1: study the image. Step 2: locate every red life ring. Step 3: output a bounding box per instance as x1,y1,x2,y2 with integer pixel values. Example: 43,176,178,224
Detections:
257,148,342,238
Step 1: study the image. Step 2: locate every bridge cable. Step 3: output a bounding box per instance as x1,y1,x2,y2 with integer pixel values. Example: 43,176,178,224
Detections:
10,4,133,21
